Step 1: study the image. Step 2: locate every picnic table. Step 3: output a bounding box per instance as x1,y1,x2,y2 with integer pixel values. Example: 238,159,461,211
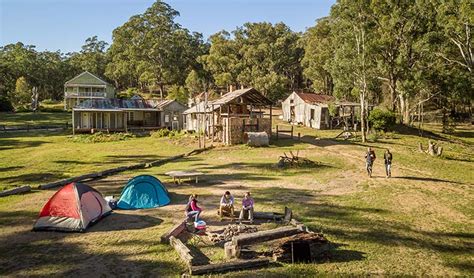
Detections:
165,170,204,184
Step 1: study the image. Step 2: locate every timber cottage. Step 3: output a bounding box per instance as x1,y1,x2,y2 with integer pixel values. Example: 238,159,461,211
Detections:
64,71,115,110
72,99,187,134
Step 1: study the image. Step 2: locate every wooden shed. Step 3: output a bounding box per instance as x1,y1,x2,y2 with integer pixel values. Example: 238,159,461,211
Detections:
184,88,273,145
282,92,334,129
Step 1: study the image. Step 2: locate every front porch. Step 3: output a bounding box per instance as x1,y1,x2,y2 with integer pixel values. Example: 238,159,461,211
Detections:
72,110,165,134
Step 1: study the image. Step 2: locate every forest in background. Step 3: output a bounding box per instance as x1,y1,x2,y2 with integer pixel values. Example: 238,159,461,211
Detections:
1,0,472,132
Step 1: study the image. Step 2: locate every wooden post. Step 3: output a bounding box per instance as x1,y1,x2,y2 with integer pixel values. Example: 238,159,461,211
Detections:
276,125,279,140
291,126,294,139
269,105,273,137
72,110,75,135
124,112,128,133
298,132,300,141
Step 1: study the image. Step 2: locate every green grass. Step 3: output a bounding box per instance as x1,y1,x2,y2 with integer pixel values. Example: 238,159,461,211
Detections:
0,111,71,126
0,118,473,276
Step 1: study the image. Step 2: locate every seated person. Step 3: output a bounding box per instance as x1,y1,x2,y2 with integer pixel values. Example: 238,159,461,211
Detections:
219,191,235,218
239,192,254,224
185,194,202,222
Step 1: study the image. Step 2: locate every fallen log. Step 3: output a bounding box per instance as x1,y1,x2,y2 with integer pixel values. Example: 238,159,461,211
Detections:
38,146,214,190
253,212,284,220
0,185,31,197
189,258,270,275
161,222,185,244
169,236,194,267
232,226,303,247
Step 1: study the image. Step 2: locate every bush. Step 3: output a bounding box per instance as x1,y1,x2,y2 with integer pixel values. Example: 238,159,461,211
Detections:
0,96,14,112
151,129,170,138
150,129,187,139
117,88,141,99
40,106,65,113
368,108,396,131
71,132,135,143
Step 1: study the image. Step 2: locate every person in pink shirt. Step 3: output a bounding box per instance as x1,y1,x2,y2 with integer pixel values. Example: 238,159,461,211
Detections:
239,192,254,224
185,194,202,222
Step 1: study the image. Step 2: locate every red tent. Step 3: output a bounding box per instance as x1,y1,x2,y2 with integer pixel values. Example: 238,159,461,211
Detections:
33,183,112,232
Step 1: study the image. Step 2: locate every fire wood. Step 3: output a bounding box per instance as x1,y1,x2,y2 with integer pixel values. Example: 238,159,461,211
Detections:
0,185,31,197
232,226,303,247
189,258,270,275
161,222,186,243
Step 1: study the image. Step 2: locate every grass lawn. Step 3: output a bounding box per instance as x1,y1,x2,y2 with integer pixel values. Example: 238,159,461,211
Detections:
0,119,473,276
0,112,71,127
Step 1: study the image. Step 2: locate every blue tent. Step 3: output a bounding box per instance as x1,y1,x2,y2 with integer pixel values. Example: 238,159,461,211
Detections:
117,175,170,209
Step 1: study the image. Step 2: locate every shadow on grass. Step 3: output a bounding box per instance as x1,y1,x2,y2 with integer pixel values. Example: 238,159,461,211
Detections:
250,186,473,274
0,172,68,185
0,166,24,172
0,209,180,276
393,176,464,184
0,138,48,150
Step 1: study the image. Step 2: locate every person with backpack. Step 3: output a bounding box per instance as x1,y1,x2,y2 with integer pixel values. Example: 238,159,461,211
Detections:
384,149,393,178
185,194,202,222
365,147,376,178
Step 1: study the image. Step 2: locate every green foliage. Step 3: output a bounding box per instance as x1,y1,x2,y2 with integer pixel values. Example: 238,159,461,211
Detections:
150,129,186,139
166,85,189,104
150,129,170,138
68,36,109,78
199,23,303,100
105,1,206,93
368,108,396,131
10,77,31,109
185,70,206,94
71,132,135,143
117,88,140,99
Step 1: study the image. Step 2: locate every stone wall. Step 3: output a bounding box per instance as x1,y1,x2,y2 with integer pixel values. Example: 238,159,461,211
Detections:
224,117,271,145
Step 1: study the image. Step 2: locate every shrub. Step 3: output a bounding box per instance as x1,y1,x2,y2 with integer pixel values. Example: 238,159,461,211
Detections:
368,108,396,131
40,106,64,113
71,132,135,143
151,129,170,138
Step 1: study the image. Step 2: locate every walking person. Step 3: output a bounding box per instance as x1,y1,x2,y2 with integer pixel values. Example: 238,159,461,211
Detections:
239,192,254,224
384,149,393,178
365,147,376,178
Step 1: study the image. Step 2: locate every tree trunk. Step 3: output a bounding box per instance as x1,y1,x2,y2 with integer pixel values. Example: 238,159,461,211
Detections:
360,93,366,143
399,94,410,124
389,74,397,112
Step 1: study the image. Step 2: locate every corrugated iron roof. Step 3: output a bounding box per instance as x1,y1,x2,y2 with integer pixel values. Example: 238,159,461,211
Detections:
183,101,220,114
212,88,272,106
295,92,335,104
73,98,178,111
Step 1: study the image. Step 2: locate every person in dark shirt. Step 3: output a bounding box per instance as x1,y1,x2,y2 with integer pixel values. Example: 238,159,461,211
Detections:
365,147,376,178
384,149,393,178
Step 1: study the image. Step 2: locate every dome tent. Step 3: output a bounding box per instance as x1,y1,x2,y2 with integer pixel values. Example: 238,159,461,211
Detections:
33,183,112,232
117,175,170,209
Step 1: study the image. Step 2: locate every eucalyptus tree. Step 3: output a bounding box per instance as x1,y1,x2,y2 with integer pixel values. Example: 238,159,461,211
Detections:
329,0,378,142
106,1,205,97
301,17,334,94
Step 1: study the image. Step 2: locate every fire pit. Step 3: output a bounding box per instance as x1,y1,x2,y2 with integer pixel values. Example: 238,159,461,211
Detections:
208,224,258,243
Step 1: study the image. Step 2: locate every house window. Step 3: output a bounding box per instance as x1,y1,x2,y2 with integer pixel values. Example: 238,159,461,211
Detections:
310,109,315,120
165,114,170,123
290,99,294,104
128,112,134,121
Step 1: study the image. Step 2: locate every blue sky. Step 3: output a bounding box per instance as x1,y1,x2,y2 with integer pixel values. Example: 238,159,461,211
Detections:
0,0,335,53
